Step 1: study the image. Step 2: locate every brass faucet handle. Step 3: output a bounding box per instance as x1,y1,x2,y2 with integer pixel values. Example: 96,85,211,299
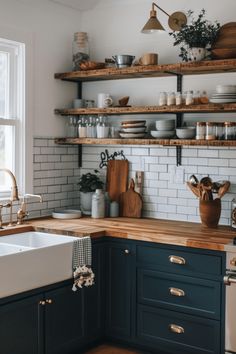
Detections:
17,208,29,225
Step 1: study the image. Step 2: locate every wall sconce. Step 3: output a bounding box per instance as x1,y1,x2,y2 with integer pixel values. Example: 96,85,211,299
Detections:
141,2,187,32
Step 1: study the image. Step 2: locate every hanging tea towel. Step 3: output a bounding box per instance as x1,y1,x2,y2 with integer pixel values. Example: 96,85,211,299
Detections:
72,236,95,291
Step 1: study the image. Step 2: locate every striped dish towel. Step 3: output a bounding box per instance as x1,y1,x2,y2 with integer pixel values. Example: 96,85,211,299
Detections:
72,236,95,291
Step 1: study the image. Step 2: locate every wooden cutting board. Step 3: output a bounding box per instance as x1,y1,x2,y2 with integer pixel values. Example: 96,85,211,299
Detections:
119,179,142,218
106,159,129,202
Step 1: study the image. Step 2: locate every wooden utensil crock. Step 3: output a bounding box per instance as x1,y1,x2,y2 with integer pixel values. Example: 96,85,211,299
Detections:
199,198,221,228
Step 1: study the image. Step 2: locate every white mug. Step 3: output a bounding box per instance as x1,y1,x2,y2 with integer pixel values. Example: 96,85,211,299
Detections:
97,93,113,108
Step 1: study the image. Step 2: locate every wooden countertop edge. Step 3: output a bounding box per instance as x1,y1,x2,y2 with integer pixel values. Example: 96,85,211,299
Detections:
0,217,234,251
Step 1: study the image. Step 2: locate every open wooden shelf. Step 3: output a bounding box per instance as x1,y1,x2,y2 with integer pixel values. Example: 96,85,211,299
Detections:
55,103,236,116
55,137,236,147
54,59,236,82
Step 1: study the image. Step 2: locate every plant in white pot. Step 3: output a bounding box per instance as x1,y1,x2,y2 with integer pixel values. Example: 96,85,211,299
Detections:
169,9,220,62
78,170,104,215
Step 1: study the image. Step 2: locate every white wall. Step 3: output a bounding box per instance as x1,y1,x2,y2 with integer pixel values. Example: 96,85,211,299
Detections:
0,0,83,137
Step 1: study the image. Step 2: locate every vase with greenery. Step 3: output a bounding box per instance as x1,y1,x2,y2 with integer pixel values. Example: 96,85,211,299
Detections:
78,170,104,215
169,9,220,62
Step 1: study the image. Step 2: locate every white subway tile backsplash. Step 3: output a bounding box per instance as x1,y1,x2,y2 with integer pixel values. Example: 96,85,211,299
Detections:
27,139,236,226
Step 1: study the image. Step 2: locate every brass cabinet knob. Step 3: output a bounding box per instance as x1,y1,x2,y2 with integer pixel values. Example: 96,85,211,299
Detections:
124,249,130,255
39,300,46,306
169,287,185,297
46,299,53,304
230,258,236,267
169,324,185,334
168,255,186,265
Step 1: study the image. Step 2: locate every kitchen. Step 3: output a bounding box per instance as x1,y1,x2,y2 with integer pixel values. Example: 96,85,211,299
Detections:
0,0,236,353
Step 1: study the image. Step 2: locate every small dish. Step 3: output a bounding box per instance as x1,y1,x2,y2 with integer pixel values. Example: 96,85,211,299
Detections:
122,127,146,133
52,209,82,219
119,132,146,138
151,130,176,139
176,127,196,139
216,85,236,94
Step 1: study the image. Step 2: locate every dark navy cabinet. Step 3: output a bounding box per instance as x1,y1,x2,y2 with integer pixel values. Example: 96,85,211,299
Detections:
105,240,135,341
0,237,225,354
0,294,43,354
135,242,225,354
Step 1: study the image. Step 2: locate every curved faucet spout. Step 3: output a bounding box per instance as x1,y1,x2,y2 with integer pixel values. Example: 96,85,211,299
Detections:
0,168,19,201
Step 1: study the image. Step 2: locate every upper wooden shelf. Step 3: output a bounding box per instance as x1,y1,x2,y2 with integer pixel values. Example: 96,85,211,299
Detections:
55,103,236,116
55,137,236,147
54,59,236,82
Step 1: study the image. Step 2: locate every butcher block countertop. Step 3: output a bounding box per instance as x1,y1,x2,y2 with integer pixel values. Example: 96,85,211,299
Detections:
24,217,236,252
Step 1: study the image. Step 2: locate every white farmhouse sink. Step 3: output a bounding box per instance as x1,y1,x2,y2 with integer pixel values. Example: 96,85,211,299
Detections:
0,243,32,256
0,231,78,298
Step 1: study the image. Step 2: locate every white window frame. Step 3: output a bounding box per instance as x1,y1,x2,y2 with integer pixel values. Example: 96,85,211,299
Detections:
0,38,25,199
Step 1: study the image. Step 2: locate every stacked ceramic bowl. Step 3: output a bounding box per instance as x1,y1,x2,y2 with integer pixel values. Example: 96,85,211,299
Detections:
210,85,236,103
151,119,176,138
119,120,147,138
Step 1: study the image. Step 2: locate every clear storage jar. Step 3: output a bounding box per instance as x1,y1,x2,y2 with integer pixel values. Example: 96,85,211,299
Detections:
196,122,206,140
72,32,89,71
215,122,224,140
206,122,216,140
224,122,235,140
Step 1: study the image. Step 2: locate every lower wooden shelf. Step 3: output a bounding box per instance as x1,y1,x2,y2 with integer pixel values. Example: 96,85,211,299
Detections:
55,137,236,147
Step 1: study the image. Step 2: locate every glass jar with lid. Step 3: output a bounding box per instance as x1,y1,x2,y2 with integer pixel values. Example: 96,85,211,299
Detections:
72,32,89,71
66,116,77,137
215,122,224,140
224,122,235,140
196,122,206,140
206,122,216,140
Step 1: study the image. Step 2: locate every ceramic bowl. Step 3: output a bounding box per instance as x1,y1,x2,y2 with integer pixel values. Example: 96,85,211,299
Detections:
155,119,175,131
176,127,196,139
216,85,236,94
151,130,176,139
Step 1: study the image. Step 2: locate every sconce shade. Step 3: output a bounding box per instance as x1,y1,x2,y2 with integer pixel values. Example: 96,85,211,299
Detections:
141,3,187,33
141,10,165,33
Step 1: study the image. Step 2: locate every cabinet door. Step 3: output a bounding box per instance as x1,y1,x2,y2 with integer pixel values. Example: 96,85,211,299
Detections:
44,284,84,354
84,242,105,342
0,294,43,354
106,241,134,340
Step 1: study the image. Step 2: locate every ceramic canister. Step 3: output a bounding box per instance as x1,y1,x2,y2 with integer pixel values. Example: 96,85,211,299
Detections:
91,189,105,218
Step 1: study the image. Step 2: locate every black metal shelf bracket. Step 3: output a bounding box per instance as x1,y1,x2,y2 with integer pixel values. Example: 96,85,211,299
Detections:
78,144,82,168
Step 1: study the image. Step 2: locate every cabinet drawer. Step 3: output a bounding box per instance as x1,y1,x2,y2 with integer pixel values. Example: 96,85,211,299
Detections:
137,269,221,319
136,244,222,278
137,305,220,354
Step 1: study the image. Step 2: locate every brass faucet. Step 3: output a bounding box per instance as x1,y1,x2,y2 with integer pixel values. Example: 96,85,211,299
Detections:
0,168,19,226
17,194,43,225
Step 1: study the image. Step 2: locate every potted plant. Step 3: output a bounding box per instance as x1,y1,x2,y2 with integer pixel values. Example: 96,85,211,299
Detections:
78,170,104,215
169,9,220,62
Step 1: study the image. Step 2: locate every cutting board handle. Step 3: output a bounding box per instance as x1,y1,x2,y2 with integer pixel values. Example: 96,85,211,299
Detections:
129,178,135,190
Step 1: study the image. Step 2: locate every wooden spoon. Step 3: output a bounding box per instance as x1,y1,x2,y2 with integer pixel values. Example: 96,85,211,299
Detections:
186,181,200,198
218,181,230,198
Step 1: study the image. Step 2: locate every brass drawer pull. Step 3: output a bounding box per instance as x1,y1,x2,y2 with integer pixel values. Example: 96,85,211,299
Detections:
169,255,186,265
169,287,185,297
39,300,46,306
169,324,185,334
46,299,53,304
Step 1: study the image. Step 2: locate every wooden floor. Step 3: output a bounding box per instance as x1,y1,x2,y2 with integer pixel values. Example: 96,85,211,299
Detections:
85,344,144,354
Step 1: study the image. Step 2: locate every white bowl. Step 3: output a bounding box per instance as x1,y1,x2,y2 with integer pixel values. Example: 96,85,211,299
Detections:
216,85,236,94
151,130,175,139
155,119,175,131
176,127,196,139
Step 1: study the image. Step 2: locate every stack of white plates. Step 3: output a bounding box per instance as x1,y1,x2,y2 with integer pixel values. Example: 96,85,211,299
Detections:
120,120,147,138
210,85,236,103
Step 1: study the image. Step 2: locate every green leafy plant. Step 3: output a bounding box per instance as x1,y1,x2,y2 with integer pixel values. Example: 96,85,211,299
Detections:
78,170,104,193
169,9,220,61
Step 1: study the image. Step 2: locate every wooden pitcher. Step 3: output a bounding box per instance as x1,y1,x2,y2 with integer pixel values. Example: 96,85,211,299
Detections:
199,198,221,228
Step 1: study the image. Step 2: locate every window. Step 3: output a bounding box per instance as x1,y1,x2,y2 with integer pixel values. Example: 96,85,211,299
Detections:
0,38,25,197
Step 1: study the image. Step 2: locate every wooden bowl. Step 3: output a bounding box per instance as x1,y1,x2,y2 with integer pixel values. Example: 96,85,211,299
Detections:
79,61,106,71
199,198,221,228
